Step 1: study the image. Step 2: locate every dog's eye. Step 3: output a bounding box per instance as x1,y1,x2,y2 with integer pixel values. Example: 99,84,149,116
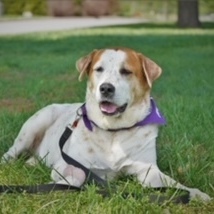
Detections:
95,66,104,72
120,68,132,76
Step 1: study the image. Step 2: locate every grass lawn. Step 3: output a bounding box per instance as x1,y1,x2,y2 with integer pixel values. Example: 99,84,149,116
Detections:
0,22,214,213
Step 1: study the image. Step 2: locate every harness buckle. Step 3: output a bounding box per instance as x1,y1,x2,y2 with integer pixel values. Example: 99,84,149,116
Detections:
67,104,84,130
67,123,73,130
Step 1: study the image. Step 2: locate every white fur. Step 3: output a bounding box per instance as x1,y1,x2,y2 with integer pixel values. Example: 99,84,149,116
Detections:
1,49,210,201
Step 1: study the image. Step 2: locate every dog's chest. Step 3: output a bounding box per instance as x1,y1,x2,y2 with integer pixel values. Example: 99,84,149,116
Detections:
69,120,157,171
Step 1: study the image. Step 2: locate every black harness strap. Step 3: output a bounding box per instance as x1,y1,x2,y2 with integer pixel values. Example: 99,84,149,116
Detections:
59,125,108,188
0,122,108,194
52,124,191,204
0,118,190,204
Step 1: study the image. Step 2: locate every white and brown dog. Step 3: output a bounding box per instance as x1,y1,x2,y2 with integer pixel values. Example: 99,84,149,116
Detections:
1,47,210,200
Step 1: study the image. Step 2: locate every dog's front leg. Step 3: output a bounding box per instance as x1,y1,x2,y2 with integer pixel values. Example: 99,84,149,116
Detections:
128,163,211,201
51,159,86,187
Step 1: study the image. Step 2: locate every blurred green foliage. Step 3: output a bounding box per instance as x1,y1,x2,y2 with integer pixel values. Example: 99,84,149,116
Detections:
118,0,214,17
200,0,214,14
2,0,214,16
3,0,47,15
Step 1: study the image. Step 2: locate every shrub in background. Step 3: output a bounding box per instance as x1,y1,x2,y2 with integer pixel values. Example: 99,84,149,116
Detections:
3,0,117,17
47,0,117,17
47,0,80,16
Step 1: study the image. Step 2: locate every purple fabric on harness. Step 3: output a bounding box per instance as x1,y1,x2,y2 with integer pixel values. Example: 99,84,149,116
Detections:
81,97,166,132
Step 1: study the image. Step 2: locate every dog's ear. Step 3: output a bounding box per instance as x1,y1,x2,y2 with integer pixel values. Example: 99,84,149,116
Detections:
138,54,162,88
76,50,97,81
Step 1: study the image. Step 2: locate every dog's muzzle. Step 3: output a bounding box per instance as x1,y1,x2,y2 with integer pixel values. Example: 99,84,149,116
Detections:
99,82,127,116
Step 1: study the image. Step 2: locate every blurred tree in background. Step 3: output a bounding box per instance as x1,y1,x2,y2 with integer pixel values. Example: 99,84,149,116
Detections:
178,0,201,27
2,0,214,25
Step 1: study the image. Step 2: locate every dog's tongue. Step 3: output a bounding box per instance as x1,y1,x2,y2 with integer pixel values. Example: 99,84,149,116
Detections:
100,102,118,114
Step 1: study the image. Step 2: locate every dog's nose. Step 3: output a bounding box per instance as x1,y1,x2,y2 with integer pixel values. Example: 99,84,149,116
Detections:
99,83,115,98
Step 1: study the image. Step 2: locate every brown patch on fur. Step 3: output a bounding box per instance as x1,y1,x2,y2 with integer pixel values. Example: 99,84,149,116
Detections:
77,49,103,81
87,49,105,77
125,49,149,89
122,49,150,106
138,54,162,88
144,131,152,138
88,147,94,154
77,49,105,91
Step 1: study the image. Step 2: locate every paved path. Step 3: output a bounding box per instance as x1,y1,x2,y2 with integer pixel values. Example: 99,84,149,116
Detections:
0,16,145,36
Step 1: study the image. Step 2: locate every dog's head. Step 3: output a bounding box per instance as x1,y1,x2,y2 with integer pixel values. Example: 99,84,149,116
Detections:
76,47,162,130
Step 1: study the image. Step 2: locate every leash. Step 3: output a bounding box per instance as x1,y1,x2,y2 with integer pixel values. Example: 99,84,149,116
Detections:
59,121,109,188
0,106,190,204
59,121,190,204
0,118,105,195
0,184,81,194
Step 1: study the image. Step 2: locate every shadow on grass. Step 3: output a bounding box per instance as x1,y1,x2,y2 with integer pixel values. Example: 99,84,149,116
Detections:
100,21,214,29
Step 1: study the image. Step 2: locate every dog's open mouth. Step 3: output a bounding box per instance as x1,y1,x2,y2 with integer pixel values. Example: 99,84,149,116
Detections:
99,101,127,116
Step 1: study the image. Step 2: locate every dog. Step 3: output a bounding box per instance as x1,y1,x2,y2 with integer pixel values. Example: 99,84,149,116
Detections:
1,47,210,201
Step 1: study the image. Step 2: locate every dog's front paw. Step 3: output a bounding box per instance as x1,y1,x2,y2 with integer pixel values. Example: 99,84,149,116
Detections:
1,152,15,164
51,165,86,187
1,148,19,163
189,188,211,201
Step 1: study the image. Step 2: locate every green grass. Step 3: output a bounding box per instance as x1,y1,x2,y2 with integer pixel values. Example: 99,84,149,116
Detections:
0,22,214,213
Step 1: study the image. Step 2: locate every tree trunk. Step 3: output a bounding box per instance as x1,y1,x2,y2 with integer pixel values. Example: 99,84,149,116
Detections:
177,0,201,28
